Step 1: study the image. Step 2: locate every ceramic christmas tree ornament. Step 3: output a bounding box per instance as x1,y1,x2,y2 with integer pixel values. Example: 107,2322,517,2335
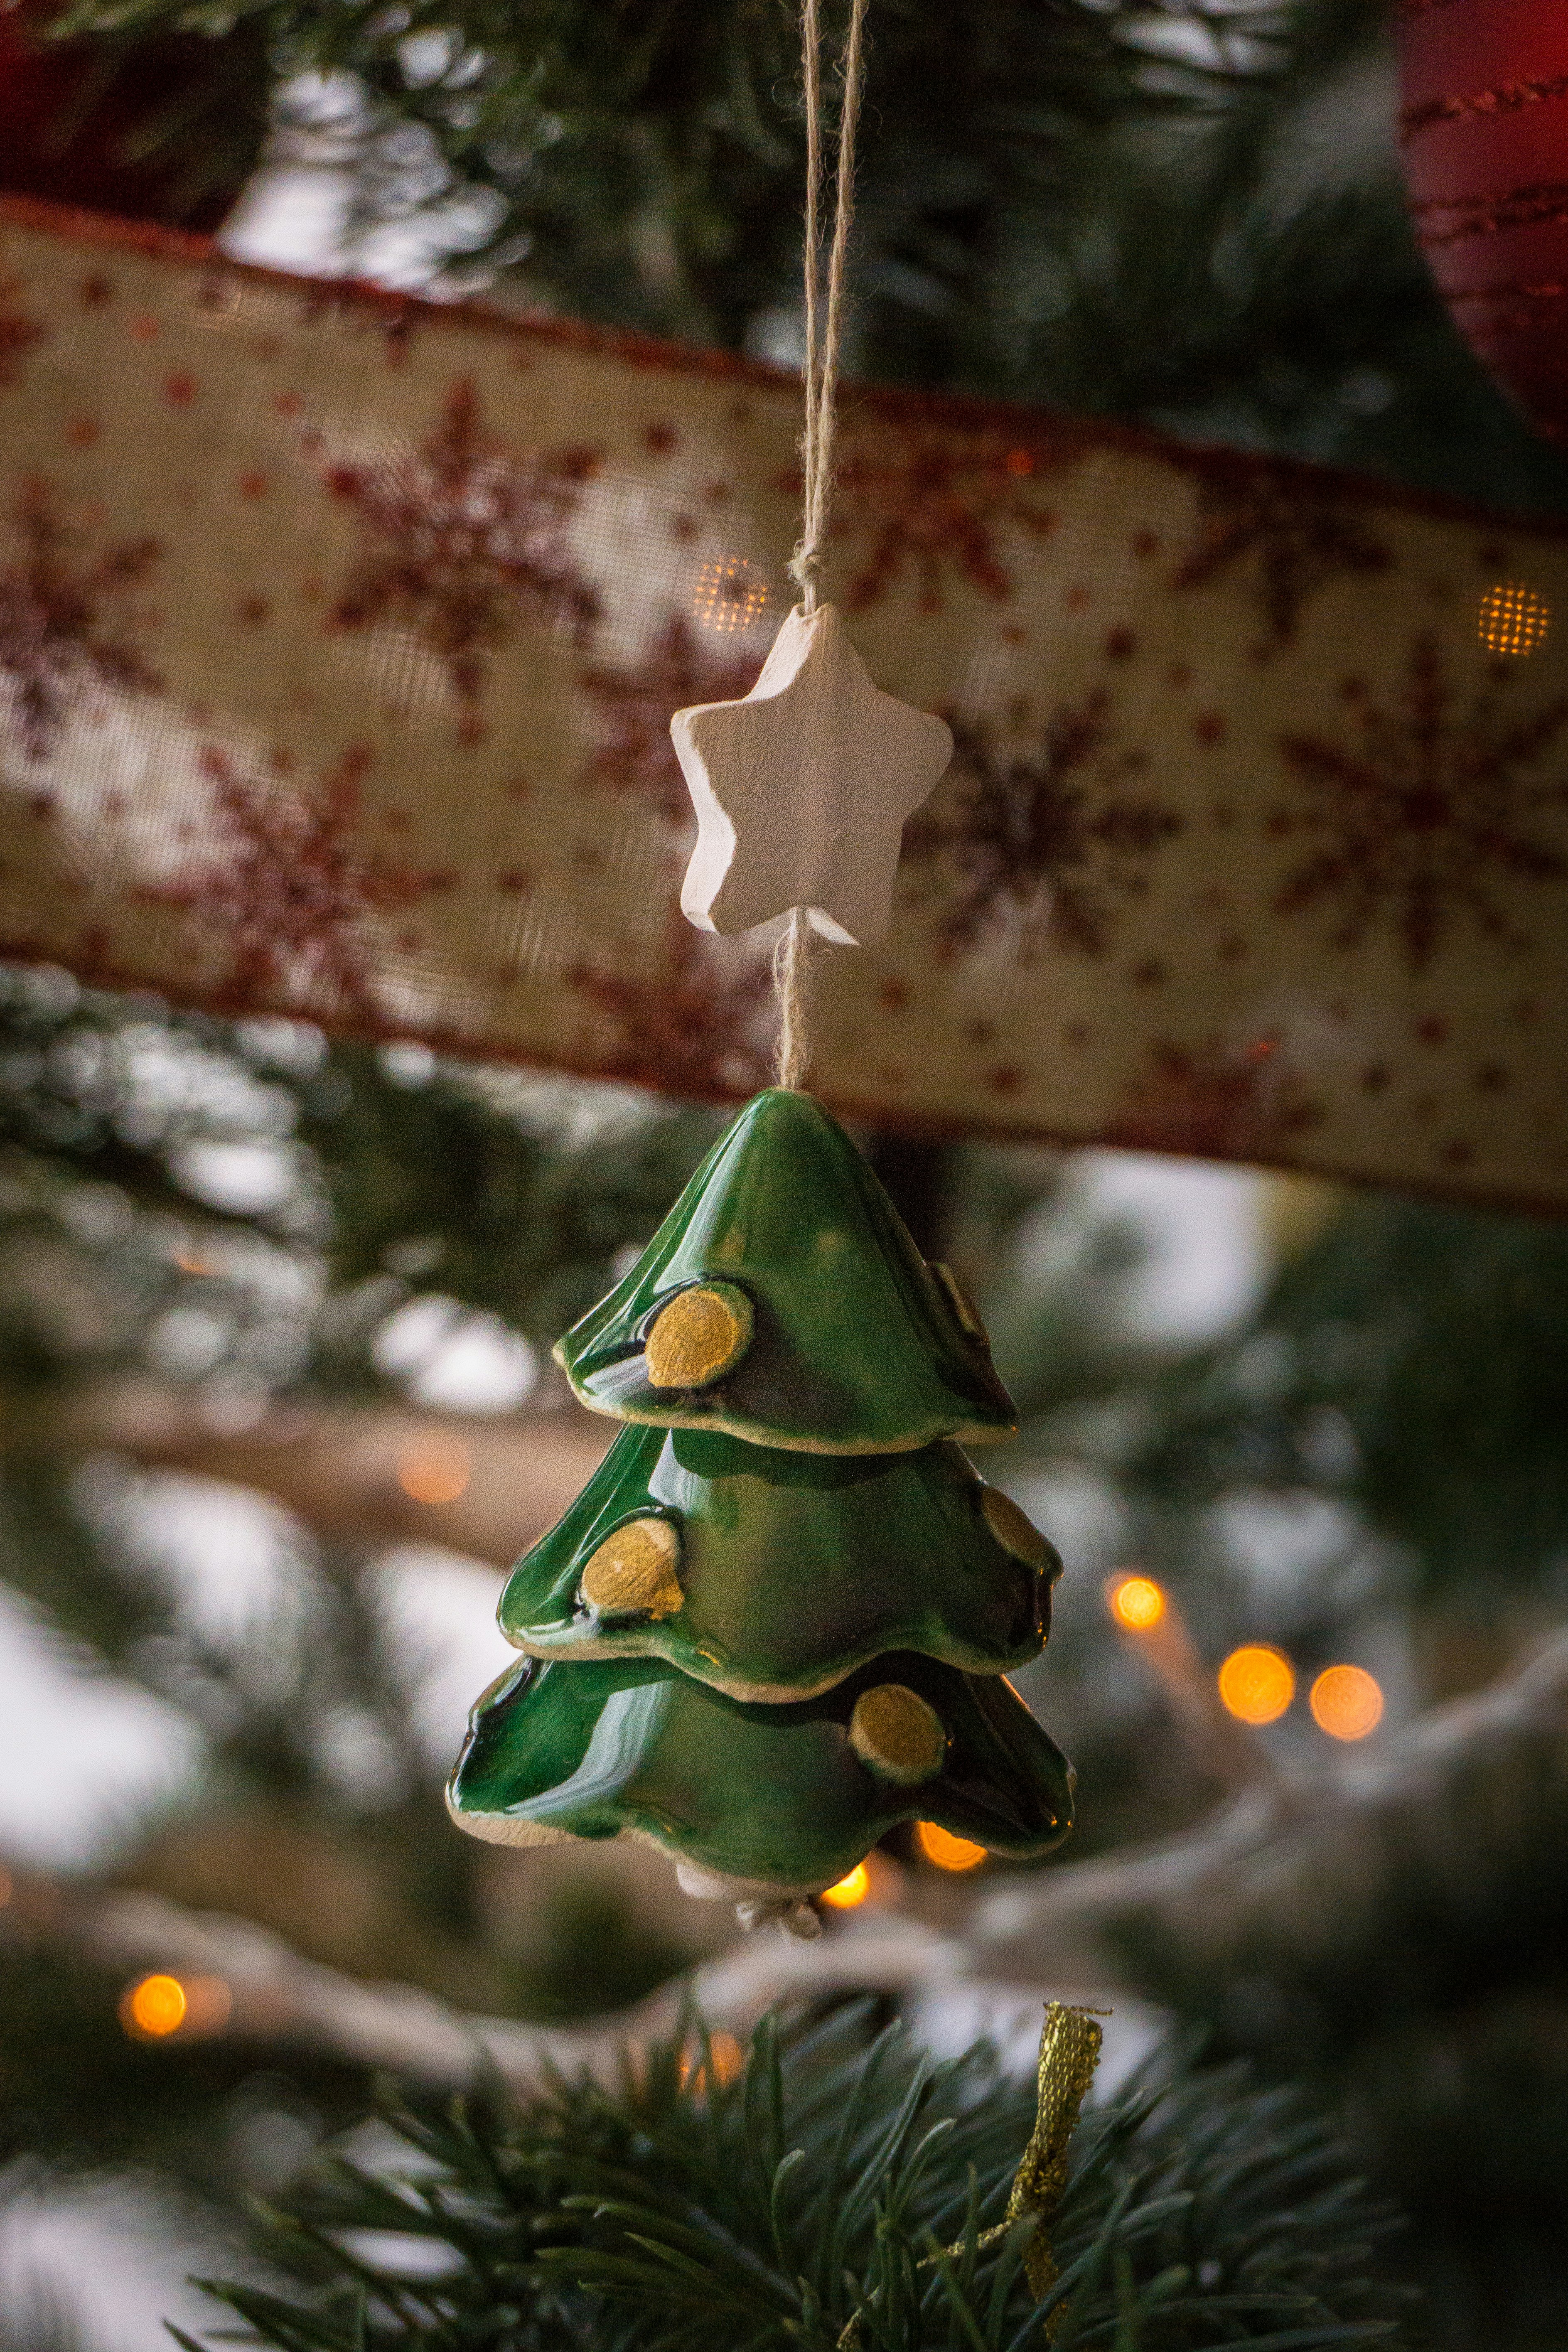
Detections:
450,0,1076,1930
557,1088,1017,1455
495,1419,1060,1701
449,1084,1075,1922
674,602,953,945
448,1647,1074,1894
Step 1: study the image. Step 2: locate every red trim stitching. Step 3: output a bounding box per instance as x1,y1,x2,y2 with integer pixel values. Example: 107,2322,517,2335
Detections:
1402,74,1568,139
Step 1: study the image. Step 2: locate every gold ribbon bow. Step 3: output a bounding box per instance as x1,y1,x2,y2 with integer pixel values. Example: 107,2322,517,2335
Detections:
838,2000,1104,2348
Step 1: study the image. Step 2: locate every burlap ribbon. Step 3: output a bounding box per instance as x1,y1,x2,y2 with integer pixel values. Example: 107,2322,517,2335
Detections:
3,196,1567,1202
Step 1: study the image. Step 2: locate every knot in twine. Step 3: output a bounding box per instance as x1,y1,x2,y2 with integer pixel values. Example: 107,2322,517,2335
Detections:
774,0,869,1090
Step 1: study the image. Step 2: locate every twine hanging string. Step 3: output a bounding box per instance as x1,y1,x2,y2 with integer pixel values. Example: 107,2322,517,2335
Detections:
774,0,870,1092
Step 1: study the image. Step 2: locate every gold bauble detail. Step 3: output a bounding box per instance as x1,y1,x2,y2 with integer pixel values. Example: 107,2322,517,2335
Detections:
644,1282,753,1389
580,1516,684,1619
848,1683,946,1784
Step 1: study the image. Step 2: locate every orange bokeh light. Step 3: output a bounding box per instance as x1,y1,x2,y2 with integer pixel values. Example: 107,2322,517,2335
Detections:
1108,1574,1167,1632
397,1435,471,1506
681,2030,745,2092
1309,1664,1384,1741
119,1971,232,2041
916,1821,987,1872
821,1863,870,1909
121,1973,188,2039
1217,1644,1295,1726
1477,580,1551,657
692,555,769,634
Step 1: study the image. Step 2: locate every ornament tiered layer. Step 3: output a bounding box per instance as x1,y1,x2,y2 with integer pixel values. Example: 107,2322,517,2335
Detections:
447,1089,1074,1908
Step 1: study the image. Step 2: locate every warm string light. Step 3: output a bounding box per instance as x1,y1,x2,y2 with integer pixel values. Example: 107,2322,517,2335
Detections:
124,1973,187,2037
1310,1663,1384,1740
680,2031,745,2093
1477,579,1551,657
915,1821,987,1871
1108,1573,1167,1632
1216,1645,1295,1727
119,1971,233,2041
691,556,769,634
821,1861,870,1908
1108,1575,1384,1743
396,1435,471,1504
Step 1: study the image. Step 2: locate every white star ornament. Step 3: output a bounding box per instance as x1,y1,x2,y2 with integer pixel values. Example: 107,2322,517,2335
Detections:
671,601,953,946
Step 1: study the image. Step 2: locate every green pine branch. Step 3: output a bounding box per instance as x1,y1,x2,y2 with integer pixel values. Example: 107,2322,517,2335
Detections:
1103,1192,1568,1605
187,2003,1411,2352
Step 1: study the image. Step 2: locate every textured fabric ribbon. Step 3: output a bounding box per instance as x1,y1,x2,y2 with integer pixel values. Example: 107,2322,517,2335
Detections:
3,196,1568,1206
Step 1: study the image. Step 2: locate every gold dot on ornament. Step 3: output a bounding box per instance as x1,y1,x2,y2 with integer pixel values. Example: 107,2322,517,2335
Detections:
849,1684,947,1785
580,1517,684,1619
929,1260,988,1342
980,1485,1053,1572
644,1283,752,1390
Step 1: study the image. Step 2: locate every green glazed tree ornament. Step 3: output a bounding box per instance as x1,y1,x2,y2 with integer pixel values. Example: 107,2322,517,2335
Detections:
555,1089,1017,1455
495,1421,1060,1701
448,1087,1075,1933
450,1648,1073,1897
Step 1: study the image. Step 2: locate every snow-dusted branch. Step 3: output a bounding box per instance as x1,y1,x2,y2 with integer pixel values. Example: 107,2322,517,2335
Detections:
0,1379,610,1566
11,1633,1563,2097
967,1627,1568,1995
64,1885,965,2093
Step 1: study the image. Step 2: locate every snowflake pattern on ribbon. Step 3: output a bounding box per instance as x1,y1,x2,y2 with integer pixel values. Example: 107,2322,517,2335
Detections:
1270,635,1568,971
570,914,774,1099
144,742,454,1019
579,614,762,826
903,700,1184,958
806,422,1066,612
1171,465,1392,656
0,478,161,762
325,378,601,723
1105,1034,1323,1160
0,277,44,387
2,199,1567,1210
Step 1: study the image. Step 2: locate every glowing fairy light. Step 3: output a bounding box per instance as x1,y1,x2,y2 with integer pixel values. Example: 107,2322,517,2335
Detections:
916,1821,987,1871
821,1862,870,1908
680,2031,745,2092
1108,1574,1167,1632
1216,1644,1295,1727
120,1971,233,2041
1477,580,1551,657
396,1435,471,1504
122,1974,187,2038
1309,1663,1384,1741
692,555,769,634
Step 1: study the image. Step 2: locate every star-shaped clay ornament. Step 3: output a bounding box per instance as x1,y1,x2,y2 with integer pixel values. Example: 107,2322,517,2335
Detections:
672,602,953,945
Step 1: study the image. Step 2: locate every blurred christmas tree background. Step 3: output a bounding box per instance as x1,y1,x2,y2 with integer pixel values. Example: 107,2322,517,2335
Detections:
3,0,1568,2345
